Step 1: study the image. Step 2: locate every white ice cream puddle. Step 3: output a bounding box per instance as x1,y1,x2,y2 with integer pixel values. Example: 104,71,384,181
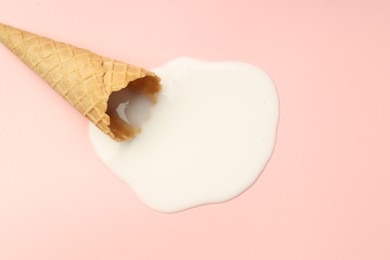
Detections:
89,57,279,213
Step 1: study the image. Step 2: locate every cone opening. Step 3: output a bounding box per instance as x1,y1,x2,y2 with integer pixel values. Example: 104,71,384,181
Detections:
107,75,161,141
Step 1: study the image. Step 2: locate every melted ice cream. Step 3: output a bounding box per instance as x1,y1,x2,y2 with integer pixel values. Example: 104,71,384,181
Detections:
89,57,279,213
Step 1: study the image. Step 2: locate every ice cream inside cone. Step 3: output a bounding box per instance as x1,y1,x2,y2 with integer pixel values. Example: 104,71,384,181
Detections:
107,76,159,139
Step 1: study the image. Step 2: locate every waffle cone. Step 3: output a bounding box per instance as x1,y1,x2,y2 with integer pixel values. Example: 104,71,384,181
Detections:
0,23,161,141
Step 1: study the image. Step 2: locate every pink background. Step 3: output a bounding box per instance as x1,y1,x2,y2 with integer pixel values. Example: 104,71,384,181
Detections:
1,0,389,259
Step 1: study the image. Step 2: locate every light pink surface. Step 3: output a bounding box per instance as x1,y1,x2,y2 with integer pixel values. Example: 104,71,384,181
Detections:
1,0,389,259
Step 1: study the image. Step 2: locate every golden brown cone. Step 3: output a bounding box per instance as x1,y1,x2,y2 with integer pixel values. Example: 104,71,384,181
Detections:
0,23,161,141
